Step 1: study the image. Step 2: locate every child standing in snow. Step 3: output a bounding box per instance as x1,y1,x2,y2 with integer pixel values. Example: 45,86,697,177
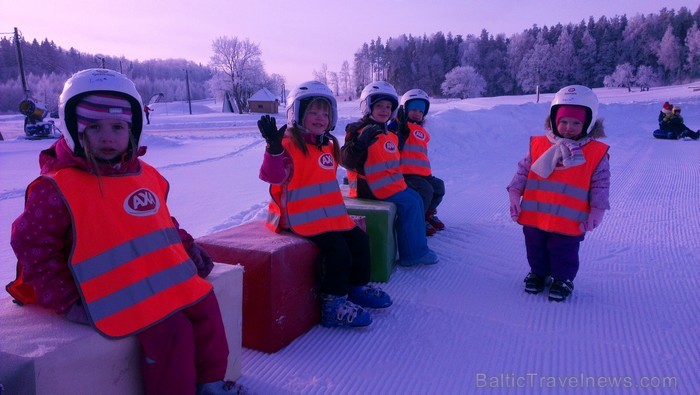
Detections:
258,81,392,328
6,69,241,395
507,85,610,302
391,89,446,236
341,81,438,267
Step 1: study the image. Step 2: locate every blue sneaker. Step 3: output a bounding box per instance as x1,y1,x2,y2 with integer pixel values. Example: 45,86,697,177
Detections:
321,294,372,327
349,285,392,308
398,249,439,267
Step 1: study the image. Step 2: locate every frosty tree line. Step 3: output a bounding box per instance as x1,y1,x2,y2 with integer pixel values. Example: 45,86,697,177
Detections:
1,6,698,113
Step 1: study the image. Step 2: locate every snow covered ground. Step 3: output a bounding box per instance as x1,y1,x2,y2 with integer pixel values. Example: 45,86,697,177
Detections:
1,84,699,394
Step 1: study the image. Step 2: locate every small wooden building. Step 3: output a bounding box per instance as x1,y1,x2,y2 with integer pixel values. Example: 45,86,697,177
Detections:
248,88,279,114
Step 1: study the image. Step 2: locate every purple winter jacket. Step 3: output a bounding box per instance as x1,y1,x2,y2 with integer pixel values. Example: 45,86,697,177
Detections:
9,137,196,315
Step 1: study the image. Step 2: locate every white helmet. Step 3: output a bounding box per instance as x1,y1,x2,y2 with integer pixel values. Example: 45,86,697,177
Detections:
400,88,431,117
286,80,337,131
359,81,399,118
58,68,144,154
549,85,598,136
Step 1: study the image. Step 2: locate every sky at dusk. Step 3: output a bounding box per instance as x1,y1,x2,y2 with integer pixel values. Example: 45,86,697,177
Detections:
2,1,697,86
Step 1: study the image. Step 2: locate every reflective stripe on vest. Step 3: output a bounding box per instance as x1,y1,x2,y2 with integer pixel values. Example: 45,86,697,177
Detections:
267,137,355,236
49,163,212,338
347,126,407,199
518,136,609,236
400,123,432,176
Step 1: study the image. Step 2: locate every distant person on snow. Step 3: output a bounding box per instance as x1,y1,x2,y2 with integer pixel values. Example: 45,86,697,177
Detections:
6,69,244,395
388,89,446,236
507,85,611,302
340,81,438,267
143,104,153,125
258,81,392,328
658,101,673,130
659,105,699,140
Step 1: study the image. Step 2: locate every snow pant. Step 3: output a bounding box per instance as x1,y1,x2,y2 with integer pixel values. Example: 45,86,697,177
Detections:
307,226,371,296
682,128,700,139
523,226,585,281
383,188,430,261
145,112,150,124
404,174,445,213
136,291,228,395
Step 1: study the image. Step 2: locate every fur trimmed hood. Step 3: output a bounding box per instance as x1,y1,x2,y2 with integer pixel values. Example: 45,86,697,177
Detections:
545,116,606,139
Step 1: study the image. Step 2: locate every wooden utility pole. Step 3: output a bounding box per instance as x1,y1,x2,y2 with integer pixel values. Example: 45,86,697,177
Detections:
13,27,29,98
185,69,192,115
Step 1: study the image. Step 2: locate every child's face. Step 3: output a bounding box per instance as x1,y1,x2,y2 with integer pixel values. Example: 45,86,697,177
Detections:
407,109,424,122
371,100,393,123
82,119,131,161
556,117,584,139
303,103,330,135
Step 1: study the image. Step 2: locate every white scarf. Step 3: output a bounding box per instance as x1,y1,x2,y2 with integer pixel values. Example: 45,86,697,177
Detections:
531,129,590,178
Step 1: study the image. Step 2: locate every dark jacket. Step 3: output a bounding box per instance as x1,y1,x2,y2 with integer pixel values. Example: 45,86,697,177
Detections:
340,116,397,199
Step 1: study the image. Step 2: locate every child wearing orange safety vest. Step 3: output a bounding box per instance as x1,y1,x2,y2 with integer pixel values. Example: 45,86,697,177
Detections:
258,81,392,328
6,69,243,395
507,85,610,303
340,81,438,267
390,89,446,236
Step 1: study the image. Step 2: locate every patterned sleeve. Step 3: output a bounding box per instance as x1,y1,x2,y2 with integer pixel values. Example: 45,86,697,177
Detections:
507,153,532,193
10,178,79,314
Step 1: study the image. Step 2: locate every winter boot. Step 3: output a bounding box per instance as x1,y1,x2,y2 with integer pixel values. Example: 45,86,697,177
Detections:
426,222,437,236
548,279,574,302
321,294,372,328
398,249,439,267
426,209,445,231
196,380,249,395
523,272,547,294
348,285,393,308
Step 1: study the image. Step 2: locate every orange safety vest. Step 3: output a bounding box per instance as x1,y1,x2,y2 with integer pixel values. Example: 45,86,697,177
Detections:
400,122,432,176
347,126,407,199
266,137,356,236
518,136,609,236
15,163,212,339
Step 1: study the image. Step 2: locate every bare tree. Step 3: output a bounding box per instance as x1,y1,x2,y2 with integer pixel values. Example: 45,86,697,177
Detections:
441,66,486,99
603,63,635,91
328,72,339,96
209,36,263,113
313,63,329,85
685,22,700,78
656,26,682,81
339,61,351,98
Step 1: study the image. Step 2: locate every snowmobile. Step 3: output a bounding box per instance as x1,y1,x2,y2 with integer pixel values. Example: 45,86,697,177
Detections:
19,98,61,140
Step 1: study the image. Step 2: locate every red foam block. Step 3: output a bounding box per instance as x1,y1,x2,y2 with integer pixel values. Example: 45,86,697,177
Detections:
196,221,320,353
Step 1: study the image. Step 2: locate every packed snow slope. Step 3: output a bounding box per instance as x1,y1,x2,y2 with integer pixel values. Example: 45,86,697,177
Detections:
1,84,699,394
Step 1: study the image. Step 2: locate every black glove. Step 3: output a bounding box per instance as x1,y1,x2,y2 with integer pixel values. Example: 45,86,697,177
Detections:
187,242,214,278
354,124,384,151
396,105,410,136
257,115,286,154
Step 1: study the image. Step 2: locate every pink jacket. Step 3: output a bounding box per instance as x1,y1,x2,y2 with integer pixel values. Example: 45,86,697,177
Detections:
9,138,194,314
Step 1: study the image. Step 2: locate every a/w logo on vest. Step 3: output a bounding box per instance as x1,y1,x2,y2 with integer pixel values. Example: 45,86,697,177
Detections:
413,130,427,141
123,188,161,216
384,141,397,152
318,153,335,170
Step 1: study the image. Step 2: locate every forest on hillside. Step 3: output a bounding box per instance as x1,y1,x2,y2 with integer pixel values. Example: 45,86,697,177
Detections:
1,6,699,113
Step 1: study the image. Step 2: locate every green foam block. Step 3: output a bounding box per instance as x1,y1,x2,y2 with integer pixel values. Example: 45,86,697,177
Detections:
343,197,397,282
